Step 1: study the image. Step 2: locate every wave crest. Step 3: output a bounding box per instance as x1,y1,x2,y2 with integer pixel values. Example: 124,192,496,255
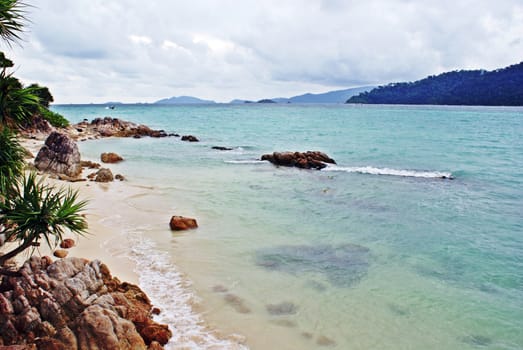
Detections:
322,165,453,179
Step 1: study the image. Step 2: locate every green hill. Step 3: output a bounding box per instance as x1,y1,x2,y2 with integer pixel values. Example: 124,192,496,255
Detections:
347,62,523,106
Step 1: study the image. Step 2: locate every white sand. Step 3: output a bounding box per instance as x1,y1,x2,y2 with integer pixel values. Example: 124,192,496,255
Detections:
4,137,141,284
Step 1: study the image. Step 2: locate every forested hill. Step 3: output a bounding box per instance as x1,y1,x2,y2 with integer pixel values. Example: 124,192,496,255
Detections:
346,62,523,106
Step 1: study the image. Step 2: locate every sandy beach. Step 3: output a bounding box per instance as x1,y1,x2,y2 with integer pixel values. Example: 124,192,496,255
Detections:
19,136,141,284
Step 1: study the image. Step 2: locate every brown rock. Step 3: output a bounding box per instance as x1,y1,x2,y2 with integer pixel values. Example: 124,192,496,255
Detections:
53,250,68,259
115,174,125,181
34,132,82,177
80,160,101,169
169,216,198,231
95,168,114,182
261,151,336,170
59,239,75,249
101,152,123,163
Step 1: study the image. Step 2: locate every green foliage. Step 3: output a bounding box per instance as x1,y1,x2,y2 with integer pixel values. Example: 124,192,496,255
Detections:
0,75,40,126
40,108,69,128
0,173,88,265
0,126,24,195
28,83,53,107
347,62,523,106
0,0,27,46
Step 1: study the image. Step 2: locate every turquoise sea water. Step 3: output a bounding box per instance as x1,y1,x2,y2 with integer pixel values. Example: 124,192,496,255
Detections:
54,104,523,349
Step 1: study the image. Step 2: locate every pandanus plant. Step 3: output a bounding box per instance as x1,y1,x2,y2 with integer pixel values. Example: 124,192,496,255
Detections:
0,173,88,266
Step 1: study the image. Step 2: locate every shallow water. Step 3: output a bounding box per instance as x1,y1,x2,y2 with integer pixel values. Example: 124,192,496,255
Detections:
55,104,523,349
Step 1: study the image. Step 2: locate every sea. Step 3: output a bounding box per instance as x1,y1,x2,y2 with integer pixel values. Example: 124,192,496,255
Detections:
53,103,523,350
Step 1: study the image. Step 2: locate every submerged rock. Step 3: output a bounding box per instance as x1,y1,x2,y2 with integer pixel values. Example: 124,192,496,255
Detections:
34,132,82,177
181,135,199,142
261,151,336,170
256,243,370,287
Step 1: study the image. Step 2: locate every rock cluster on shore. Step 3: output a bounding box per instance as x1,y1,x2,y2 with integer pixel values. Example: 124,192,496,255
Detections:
71,117,176,139
261,151,336,170
0,256,171,349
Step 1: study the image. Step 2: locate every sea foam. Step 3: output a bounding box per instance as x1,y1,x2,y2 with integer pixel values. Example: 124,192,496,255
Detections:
123,227,248,350
322,165,452,179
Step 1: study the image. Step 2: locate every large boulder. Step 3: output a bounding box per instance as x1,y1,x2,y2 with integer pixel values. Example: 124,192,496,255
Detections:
261,151,336,170
169,216,198,231
0,257,172,349
34,132,82,177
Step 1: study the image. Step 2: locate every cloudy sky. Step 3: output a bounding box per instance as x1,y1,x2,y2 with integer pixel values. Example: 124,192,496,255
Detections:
5,0,523,103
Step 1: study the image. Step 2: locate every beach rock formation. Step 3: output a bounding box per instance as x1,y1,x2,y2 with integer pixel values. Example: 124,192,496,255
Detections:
261,151,336,170
34,132,82,177
169,216,198,231
0,256,171,349
80,160,101,169
71,117,170,139
181,135,199,142
60,239,75,249
101,152,124,163
94,168,114,182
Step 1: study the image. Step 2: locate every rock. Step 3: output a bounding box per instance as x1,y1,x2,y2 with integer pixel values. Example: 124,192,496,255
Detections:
169,216,198,231
101,152,123,163
70,117,176,140
34,132,82,177
181,135,199,142
60,239,75,249
80,160,101,169
53,250,68,258
266,301,298,315
115,174,125,181
95,168,114,182
261,151,336,170
0,257,171,349
212,146,233,151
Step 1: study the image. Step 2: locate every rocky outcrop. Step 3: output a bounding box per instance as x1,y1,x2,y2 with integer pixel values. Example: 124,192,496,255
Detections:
169,216,198,231
94,168,114,182
261,151,336,170
34,132,82,177
0,257,171,349
71,118,172,139
101,152,123,164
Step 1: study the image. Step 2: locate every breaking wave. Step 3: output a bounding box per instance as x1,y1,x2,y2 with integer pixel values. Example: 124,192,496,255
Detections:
323,165,453,179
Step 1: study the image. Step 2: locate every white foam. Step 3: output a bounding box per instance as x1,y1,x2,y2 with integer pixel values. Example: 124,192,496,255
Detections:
122,227,249,350
323,165,452,179
225,160,267,165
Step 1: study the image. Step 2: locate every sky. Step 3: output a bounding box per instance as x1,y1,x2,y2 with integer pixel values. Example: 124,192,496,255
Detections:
5,0,523,104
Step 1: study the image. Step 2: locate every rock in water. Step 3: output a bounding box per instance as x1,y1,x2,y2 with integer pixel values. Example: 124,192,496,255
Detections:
261,151,336,170
34,132,82,177
181,135,199,142
101,152,124,163
169,216,198,231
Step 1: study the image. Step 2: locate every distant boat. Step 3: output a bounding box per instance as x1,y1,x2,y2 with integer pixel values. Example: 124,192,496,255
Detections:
105,105,115,110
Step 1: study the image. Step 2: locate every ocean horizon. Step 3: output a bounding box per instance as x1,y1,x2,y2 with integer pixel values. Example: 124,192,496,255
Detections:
53,103,523,349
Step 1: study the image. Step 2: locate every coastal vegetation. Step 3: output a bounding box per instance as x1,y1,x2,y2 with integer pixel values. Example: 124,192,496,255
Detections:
0,0,86,267
347,61,523,106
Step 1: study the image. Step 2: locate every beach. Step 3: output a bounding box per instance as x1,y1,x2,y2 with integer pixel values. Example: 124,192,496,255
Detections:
13,103,523,350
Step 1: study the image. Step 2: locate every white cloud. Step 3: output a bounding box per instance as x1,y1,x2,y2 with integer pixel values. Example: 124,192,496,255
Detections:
4,0,523,103
129,35,152,45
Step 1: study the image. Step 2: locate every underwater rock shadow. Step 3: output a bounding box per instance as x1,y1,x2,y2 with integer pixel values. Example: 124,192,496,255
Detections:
255,243,370,287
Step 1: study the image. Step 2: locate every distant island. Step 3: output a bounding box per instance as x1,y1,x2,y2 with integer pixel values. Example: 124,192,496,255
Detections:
154,96,216,104
347,62,523,106
230,86,374,104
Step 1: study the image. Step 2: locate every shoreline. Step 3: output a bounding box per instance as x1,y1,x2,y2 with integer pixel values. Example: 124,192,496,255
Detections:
19,134,249,349
20,136,140,284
